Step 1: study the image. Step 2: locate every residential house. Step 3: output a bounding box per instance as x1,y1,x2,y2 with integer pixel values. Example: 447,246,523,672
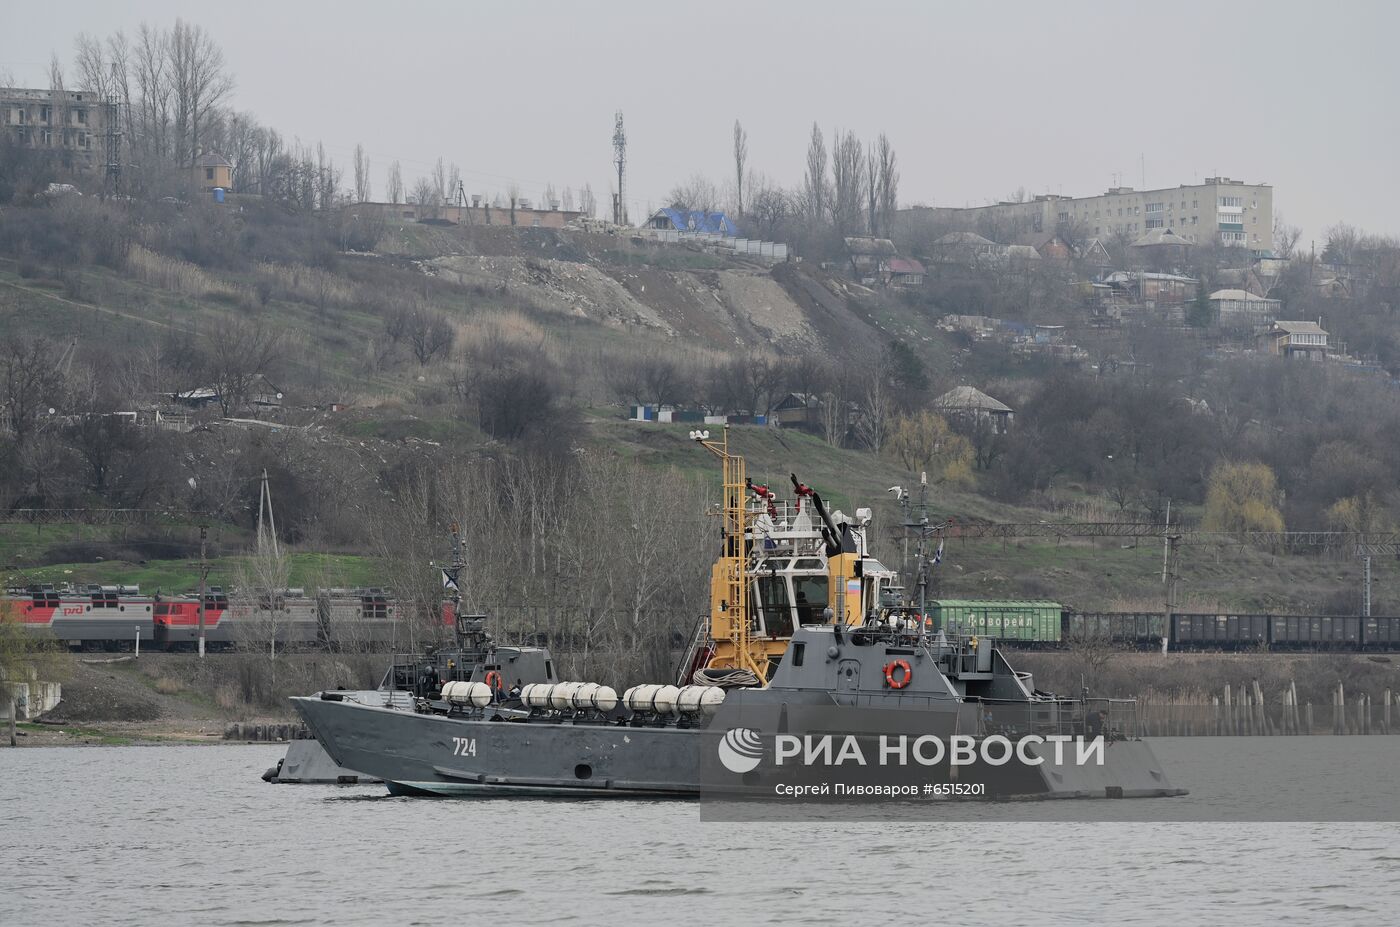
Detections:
1005,244,1043,269
1211,288,1280,330
167,374,284,413
644,208,739,236
887,257,926,287
1077,238,1114,268
845,237,899,283
1260,321,1328,360
1014,230,1074,261
1101,271,1195,309
195,151,232,191
1129,227,1194,267
931,231,1004,265
933,386,1014,434
771,393,821,428
844,238,925,286
939,314,1002,336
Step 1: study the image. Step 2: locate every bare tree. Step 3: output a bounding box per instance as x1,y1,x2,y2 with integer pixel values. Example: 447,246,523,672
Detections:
133,24,172,169
865,141,879,236
609,356,689,411
386,160,404,204
222,111,260,192
876,132,899,237
315,142,340,208
830,129,866,236
667,173,719,213
169,19,233,166
855,363,892,454
48,55,68,151
204,319,282,417
732,119,748,215
803,122,828,221
580,183,597,218
352,143,371,202
73,34,118,99
405,305,454,365
745,175,793,240
448,163,462,204
1274,213,1302,261
1,338,67,449
561,186,575,212
411,176,436,209
432,157,448,207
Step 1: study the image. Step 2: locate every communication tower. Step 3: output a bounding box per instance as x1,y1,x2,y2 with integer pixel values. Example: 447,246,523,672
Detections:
612,110,627,226
102,65,123,197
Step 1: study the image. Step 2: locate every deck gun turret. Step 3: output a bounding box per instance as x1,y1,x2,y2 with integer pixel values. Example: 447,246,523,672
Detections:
791,473,864,626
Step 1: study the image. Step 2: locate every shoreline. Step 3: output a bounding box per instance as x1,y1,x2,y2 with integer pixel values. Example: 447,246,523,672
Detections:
10,720,287,748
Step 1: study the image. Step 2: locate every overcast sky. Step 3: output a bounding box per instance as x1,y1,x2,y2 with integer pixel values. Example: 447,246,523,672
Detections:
5,1,1396,244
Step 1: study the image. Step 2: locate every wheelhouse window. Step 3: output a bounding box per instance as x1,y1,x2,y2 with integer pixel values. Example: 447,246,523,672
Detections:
756,575,793,639
793,575,830,624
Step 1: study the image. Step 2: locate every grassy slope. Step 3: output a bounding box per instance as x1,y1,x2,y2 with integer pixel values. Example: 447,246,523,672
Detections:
2,538,379,595
1,224,1380,615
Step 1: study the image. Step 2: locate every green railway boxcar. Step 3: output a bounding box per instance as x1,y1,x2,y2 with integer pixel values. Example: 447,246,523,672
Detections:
931,599,1063,643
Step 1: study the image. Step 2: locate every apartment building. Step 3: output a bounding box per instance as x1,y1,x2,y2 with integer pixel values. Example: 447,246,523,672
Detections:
1,87,111,165
906,177,1274,256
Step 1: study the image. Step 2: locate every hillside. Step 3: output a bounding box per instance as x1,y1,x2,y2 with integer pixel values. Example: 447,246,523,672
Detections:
5,197,1400,621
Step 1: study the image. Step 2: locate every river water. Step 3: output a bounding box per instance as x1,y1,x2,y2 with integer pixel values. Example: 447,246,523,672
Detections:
3,740,1398,926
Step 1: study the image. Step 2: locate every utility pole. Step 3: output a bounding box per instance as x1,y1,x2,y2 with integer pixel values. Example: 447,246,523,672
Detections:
1162,533,1180,655
197,525,209,658
1364,555,1373,618
257,470,281,660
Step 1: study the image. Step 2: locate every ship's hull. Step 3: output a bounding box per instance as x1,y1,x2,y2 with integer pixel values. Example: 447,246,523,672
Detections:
292,696,1185,800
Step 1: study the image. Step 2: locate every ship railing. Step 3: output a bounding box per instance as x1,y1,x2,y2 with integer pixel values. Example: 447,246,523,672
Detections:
974,696,1140,740
746,500,823,535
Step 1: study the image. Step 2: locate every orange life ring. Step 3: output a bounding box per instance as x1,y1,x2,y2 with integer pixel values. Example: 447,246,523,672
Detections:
484,670,504,692
883,659,912,689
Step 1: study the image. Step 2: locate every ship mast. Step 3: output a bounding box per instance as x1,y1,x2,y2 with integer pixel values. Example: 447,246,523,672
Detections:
691,426,765,682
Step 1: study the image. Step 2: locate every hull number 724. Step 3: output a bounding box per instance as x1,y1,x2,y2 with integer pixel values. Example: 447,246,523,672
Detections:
451,737,477,757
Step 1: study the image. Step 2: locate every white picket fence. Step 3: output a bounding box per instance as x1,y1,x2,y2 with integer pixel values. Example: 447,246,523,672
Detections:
639,228,788,262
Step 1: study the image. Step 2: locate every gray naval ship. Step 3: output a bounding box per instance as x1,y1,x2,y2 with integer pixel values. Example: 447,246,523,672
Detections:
293,429,1184,800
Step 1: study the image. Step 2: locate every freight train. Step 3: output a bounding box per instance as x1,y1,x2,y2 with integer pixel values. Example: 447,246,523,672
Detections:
930,600,1400,652
1,584,450,652
9,586,1400,653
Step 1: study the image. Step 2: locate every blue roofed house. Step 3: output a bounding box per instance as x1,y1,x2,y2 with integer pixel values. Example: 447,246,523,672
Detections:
645,207,740,237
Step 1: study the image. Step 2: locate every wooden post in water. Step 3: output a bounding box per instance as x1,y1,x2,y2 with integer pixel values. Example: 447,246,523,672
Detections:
1283,688,1293,735
1385,689,1393,735
1224,685,1233,736
1253,679,1269,735
1290,681,1300,734
1212,696,1220,736
1306,701,1313,735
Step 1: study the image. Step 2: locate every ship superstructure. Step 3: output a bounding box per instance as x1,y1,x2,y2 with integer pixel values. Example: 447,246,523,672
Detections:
685,427,897,684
